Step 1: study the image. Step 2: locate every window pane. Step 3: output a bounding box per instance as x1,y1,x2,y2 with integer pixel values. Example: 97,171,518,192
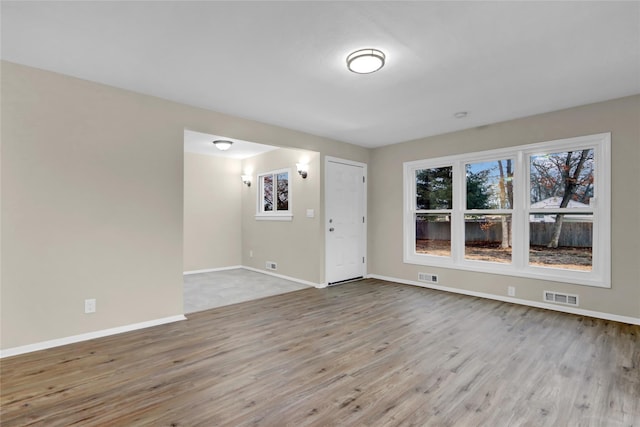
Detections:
466,160,513,209
464,215,512,263
263,175,273,212
415,214,451,256
529,214,592,271
530,149,594,208
276,172,289,211
416,167,452,210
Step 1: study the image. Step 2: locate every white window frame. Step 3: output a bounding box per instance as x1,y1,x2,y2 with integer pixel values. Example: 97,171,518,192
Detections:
461,155,517,269
403,133,611,288
255,168,293,221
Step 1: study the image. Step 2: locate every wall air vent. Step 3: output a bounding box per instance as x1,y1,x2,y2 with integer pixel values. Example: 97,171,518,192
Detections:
418,273,438,284
544,291,579,306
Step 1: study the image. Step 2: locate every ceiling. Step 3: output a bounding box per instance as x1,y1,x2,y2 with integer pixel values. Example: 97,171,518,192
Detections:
2,1,639,148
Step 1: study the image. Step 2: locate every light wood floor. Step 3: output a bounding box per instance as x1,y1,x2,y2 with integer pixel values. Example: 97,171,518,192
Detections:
1,279,639,426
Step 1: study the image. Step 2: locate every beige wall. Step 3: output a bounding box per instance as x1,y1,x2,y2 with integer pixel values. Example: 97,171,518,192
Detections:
369,95,640,319
241,148,322,284
1,63,186,349
185,146,323,283
183,153,242,272
0,61,367,350
4,58,634,352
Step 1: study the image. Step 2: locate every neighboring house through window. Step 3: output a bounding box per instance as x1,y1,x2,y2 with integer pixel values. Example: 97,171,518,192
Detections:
403,133,610,287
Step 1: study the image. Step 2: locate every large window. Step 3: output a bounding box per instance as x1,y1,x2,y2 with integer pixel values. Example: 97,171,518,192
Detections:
404,133,610,287
256,169,292,221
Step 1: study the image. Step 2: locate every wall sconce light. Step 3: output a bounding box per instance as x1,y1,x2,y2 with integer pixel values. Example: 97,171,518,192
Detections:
213,139,233,151
241,175,252,187
296,163,308,179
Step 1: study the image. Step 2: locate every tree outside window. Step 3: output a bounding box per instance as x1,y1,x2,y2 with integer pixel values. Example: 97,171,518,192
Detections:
257,169,292,221
403,133,610,287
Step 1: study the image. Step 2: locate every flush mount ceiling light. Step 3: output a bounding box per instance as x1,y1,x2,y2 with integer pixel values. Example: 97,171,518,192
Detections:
212,140,233,151
346,48,385,74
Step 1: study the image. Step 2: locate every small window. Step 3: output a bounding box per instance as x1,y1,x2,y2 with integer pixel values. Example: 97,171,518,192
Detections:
256,169,292,221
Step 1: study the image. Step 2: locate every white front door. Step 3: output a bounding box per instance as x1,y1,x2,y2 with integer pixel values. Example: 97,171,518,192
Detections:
325,158,366,285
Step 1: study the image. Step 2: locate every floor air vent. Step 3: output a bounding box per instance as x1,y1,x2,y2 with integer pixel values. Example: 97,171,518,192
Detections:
544,291,579,306
418,273,438,284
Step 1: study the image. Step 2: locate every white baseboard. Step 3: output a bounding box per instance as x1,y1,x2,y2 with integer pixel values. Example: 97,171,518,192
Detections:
2,267,318,358
367,274,640,326
185,265,322,287
183,265,243,275
241,266,322,288
0,315,186,359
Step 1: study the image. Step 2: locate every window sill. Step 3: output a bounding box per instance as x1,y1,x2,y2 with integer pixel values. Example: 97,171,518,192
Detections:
403,253,610,288
255,214,293,221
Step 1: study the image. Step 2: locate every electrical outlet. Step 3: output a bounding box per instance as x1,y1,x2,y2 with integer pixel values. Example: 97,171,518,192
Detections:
266,261,277,270
249,250,253,258
508,286,516,297
85,298,96,314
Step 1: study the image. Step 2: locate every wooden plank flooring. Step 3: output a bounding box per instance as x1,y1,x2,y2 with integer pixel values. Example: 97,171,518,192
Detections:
1,278,639,426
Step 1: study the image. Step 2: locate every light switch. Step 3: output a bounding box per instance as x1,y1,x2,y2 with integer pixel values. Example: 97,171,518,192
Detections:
306,209,315,218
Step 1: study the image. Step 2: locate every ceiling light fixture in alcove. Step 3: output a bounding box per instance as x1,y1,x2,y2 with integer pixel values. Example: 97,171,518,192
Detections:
346,48,386,74
212,139,233,151
185,130,279,160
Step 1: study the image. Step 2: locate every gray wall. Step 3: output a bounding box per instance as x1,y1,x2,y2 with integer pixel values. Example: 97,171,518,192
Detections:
369,95,640,319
